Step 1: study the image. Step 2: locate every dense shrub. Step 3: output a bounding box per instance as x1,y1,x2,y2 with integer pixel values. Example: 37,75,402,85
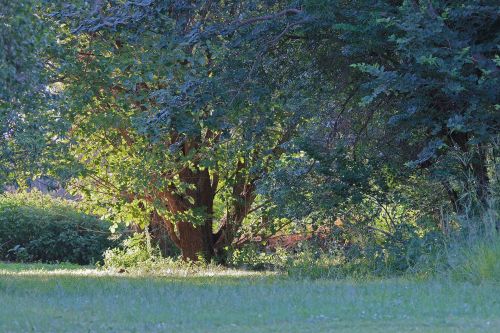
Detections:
101,232,225,274
102,232,159,269
0,192,118,264
227,244,288,271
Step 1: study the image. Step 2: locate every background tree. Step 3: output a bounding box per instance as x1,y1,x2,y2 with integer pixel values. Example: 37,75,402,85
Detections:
0,0,69,189
262,0,499,250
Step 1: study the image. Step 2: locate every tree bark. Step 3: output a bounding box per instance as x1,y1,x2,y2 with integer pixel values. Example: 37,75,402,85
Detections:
141,138,260,262
177,221,214,261
147,163,258,261
159,165,217,261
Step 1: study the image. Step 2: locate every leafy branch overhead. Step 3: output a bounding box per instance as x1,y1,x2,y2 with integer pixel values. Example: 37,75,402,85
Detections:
3,0,498,261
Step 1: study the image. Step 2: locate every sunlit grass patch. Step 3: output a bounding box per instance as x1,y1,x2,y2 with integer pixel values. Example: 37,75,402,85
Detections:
0,262,274,278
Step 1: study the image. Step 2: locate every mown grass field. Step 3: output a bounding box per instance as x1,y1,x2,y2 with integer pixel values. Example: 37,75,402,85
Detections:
0,263,499,333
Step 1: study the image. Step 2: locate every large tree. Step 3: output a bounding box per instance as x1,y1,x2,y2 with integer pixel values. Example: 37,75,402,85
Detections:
53,0,313,260
49,0,498,260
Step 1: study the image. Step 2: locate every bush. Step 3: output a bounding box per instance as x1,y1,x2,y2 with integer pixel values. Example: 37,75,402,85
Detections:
227,244,288,271
368,227,445,275
0,191,118,264
102,232,159,269
101,232,217,274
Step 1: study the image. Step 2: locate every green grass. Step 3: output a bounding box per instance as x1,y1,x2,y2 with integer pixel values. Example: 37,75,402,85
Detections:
0,263,499,332
450,237,500,284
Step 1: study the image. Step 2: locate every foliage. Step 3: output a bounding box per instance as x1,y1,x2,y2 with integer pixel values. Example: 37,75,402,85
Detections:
45,0,318,260
3,0,498,270
440,204,500,284
227,244,288,271
258,0,499,272
101,233,157,269
0,191,118,264
101,232,223,274
0,1,70,187
280,227,444,279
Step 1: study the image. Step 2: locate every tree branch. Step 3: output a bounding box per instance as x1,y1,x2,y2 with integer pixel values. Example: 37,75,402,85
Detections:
231,8,302,28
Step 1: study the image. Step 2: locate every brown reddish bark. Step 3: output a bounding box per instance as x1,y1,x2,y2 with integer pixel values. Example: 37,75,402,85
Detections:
159,164,217,261
146,159,258,261
176,221,214,261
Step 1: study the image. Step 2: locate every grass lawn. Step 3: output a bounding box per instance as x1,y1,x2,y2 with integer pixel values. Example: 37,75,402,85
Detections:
0,263,499,332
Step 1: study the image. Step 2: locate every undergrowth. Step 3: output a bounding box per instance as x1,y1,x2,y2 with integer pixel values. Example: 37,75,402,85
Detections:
101,199,499,282
101,233,226,275
0,191,119,264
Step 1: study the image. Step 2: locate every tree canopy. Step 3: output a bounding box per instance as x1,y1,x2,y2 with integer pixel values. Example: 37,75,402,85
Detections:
2,0,498,261
0,1,70,187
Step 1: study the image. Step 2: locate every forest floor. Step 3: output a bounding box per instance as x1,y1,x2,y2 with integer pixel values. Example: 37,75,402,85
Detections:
0,263,499,332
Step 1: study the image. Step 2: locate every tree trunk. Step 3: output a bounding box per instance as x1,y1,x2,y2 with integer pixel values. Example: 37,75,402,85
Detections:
177,221,214,261
150,173,257,261
157,165,217,261
145,147,258,261
149,211,180,257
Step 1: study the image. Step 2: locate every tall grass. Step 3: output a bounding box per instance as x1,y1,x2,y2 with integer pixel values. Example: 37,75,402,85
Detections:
449,235,500,284
442,190,499,284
